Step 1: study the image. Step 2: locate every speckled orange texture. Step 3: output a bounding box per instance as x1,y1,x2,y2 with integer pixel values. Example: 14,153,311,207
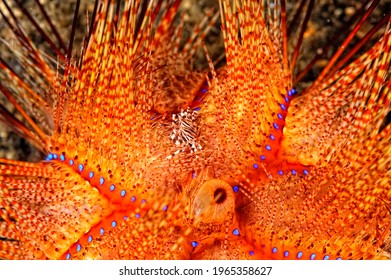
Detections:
0,0,390,260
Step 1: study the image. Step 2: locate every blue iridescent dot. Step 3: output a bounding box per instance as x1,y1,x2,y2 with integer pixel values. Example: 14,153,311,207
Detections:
123,216,128,221
304,170,309,175
99,177,105,185
78,164,84,172
266,145,271,151
76,244,81,252
142,199,146,204
249,251,254,256
88,235,92,243
100,228,104,235
270,134,275,140
53,154,58,159
273,122,279,130
66,253,71,260
323,255,330,260
194,107,201,111
284,251,289,257
280,104,286,110
297,251,303,259
260,155,266,160
201,89,207,93
131,196,136,202
336,257,342,260
89,171,94,178
163,205,168,211
192,172,196,179
277,113,283,120
310,253,316,260
253,163,258,169
47,153,53,160
278,170,283,175
135,213,140,218
272,247,278,254
288,90,292,96
191,241,199,248
110,184,115,192
111,221,117,228
120,190,126,197
233,186,239,193
292,88,297,95
69,159,74,166
60,154,65,161
291,170,297,175
285,96,289,103
232,228,240,236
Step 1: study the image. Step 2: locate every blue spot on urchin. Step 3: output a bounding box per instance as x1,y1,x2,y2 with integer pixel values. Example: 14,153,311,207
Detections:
232,186,239,193
99,177,105,185
280,104,286,110
253,163,258,169
120,190,126,197
270,134,275,140
100,228,104,236
163,205,168,212
291,169,297,175
278,170,283,175
78,164,84,172
272,247,278,254
304,170,309,175
60,154,65,161
110,184,115,192
273,122,279,130
323,255,330,260
310,253,316,260
69,159,74,166
135,213,140,219
46,153,53,160
232,228,240,236
89,171,94,179
297,251,303,259
76,244,81,252
265,145,272,151
131,196,136,202
88,235,93,243
66,253,71,260
249,251,254,256
111,221,117,228
284,251,289,257
260,155,266,160
191,241,199,248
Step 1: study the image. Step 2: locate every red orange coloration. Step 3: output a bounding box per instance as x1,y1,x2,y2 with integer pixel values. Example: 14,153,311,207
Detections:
0,0,390,260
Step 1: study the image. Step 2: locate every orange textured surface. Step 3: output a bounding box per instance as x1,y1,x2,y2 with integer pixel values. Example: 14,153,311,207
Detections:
0,0,390,260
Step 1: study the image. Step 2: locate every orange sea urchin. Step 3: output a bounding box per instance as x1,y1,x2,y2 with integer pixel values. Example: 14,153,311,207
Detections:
0,0,390,260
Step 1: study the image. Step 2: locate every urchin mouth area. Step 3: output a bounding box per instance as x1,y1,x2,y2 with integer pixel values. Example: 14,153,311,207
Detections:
213,187,227,204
